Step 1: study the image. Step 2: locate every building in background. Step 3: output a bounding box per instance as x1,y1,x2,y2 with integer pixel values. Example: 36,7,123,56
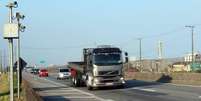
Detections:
184,52,201,62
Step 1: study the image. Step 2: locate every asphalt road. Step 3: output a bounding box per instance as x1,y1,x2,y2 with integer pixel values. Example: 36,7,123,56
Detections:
23,72,201,101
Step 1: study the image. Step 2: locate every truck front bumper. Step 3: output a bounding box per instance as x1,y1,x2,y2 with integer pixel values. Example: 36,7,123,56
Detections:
91,76,125,87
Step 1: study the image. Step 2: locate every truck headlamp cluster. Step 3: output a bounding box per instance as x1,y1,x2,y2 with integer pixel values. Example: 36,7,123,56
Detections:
94,78,99,83
59,73,64,77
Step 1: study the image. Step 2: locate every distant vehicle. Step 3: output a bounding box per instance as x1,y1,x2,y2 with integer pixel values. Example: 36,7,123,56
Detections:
24,67,34,73
32,68,39,75
39,69,48,77
68,45,128,90
57,68,70,80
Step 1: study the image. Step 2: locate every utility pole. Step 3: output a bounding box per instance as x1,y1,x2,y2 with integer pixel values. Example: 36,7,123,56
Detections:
185,25,195,65
138,38,142,72
5,1,18,101
16,12,25,99
158,41,163,59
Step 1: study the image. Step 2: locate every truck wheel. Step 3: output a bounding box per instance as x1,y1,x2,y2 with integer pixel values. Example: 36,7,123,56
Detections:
117,84,125,89
86,79,93,90
87,85,93,90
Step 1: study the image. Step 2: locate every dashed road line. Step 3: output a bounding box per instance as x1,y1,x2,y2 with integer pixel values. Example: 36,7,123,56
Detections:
165,83,201,88
198,96,201,99
132,87,156,92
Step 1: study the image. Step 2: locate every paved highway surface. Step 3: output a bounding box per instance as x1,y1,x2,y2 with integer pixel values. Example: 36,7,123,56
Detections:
23,72,201,101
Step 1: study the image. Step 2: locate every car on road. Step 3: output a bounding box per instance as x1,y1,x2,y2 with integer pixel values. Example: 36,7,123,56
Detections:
39,69,48,77
32,68,39,75
57,68,70,80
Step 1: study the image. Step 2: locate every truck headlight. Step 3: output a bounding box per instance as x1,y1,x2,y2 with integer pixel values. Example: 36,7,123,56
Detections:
60,73,64,77
94,78,99,83
120,77,125,84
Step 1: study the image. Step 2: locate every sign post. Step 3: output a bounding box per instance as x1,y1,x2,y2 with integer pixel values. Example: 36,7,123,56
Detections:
4,2,18,101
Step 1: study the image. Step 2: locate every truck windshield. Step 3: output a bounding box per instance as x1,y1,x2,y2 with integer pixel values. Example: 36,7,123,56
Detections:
60,69,69,72
94,53,122,65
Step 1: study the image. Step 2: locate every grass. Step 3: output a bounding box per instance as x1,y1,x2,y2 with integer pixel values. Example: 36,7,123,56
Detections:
0,73,26,101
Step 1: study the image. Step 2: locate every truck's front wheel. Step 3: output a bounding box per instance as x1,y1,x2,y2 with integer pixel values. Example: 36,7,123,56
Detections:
87,85,93,90
86,79,93,90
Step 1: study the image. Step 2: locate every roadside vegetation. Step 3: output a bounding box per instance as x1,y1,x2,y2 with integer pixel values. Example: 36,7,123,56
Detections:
0,73,26,101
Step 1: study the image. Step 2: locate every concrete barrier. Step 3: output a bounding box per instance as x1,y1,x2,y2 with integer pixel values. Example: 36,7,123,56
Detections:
23,79,43,101
125,72,201,86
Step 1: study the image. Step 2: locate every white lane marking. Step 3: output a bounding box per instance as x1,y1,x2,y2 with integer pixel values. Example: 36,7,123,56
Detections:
40,89,78,92
64,96,95,99
105,99,115,101
42,77,107,101
132,87,156,92
165,83,201,88
41,92,86,95
199,96,201,98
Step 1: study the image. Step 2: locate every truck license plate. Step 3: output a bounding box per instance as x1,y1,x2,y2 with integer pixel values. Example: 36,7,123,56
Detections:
106,83,113,85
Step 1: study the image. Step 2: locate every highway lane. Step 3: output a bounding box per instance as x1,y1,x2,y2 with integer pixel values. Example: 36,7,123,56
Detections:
47,73,201,101
23,72,201,101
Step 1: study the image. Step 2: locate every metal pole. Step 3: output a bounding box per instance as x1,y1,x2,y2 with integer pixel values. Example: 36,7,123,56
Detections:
185,26,195,65
17,18,20,99
8,5,14,101
139,38,142,71
191,27,194,64
8,39,14,101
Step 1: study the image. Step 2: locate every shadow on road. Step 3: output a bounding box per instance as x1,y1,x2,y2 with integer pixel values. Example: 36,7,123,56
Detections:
90,80,162,91
43,96,70,101
33,86,69,92
95,76,172,91
156,74,172,83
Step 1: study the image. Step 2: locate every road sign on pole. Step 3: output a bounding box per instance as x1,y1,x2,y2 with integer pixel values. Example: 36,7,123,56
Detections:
3,23,19,39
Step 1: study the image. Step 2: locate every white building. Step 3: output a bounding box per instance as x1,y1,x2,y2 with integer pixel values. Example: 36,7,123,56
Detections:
184,52,201,62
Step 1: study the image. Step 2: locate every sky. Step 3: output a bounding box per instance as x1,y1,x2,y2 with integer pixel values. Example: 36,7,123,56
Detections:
0,0,201,66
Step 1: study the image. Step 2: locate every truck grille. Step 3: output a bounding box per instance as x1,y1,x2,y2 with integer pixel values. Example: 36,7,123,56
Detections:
98,70,118,75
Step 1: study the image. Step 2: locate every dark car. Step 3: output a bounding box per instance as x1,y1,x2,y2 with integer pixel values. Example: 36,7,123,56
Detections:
39,69,48,77
33,68,39,75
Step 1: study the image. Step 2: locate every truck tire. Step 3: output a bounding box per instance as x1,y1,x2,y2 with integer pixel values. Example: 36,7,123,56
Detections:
87,85,93,90
86,79,93,90
117,84,125,89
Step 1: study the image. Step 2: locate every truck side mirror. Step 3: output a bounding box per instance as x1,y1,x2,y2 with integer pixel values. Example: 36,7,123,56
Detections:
125,52,128,56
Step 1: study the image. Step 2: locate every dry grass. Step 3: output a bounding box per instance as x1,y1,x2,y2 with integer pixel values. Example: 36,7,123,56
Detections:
0,73,9,101
0,73,26,101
